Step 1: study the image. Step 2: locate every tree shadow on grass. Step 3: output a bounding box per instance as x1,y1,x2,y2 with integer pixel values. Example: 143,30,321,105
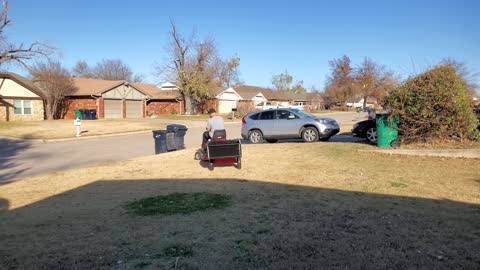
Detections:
0,197,8,212
0,138,31,183
238,133,369,145
0,178,479,269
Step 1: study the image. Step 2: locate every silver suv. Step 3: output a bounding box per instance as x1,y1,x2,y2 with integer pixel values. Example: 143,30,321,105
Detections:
241,108,340,143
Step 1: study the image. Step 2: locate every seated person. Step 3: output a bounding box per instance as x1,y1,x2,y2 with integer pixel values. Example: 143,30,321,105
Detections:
202,108,225,148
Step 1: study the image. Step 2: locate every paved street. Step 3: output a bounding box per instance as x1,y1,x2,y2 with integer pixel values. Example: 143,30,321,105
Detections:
0,122,242,182
0,112,363,182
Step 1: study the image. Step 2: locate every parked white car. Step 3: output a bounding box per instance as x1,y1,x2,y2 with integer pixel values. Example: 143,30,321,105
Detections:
287,102,305,110
255,101,278,110
346,101,363,108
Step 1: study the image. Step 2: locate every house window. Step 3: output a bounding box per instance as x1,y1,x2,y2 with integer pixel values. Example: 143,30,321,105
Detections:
13,100,33,115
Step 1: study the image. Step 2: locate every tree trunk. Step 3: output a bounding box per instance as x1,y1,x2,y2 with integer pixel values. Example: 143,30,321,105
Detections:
184,94,193,115
363,95,368,111
45,103,54,120
43,100,53,120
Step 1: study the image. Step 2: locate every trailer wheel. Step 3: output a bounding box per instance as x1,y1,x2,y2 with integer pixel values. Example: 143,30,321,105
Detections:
208,162,214,171
236,157,242,169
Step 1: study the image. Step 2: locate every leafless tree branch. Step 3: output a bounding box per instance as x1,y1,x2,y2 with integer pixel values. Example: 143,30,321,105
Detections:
0,1,55,69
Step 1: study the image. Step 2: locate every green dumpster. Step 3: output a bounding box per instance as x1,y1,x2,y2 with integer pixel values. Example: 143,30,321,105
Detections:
376,113,399,148
73,109,82,119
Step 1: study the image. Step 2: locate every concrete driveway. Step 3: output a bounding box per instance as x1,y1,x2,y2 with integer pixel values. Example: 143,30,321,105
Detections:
0,112,363,182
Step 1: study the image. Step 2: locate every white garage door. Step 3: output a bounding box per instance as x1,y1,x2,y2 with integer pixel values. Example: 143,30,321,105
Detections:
104,99,122,118
126,100,142,118
218,100,237,114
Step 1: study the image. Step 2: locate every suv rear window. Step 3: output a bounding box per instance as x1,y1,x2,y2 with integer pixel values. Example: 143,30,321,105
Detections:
259,110,275,120
249,113,260,120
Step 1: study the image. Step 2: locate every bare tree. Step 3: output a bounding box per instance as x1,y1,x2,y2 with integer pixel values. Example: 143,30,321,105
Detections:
93,59,133,81
132,73,144,83
0,1,54,68
157,19,220,114
72,59,143,82
72,60,93,78
30,61,77,120
355,57,398,109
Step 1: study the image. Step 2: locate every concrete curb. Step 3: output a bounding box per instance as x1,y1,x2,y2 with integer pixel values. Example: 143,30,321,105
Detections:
360,149,480,159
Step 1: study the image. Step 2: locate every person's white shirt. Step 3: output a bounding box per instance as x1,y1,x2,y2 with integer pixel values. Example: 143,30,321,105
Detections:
207,115,225,137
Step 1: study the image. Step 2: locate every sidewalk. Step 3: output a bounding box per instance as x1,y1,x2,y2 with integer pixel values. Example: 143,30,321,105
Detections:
362,148,480,159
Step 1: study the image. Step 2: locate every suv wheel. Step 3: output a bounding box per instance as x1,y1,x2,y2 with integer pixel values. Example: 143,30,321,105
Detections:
366,127,377,143
302,127,319,142
248,130,263,144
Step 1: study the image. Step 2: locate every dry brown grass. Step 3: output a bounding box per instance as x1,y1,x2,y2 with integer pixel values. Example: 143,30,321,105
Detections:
0,119,167,140
1,143,479,269
401,139,480,149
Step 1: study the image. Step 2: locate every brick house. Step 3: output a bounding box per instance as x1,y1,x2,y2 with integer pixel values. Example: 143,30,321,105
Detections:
132,82,184,116
65,78,149,119
0,72,45,122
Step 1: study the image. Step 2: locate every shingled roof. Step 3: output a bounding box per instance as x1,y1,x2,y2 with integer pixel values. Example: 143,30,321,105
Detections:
69,77,125,96
211,86,227,96
0,72,44,97
231,85,266,100
132,83,182,100
231,85,290,101
68,77,156,97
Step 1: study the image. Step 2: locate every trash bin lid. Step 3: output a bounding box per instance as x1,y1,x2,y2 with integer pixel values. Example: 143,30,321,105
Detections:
166,124,188,131
152,130,169,134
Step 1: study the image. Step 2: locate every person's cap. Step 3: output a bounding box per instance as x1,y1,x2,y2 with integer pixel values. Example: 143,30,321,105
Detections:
208,108,216,114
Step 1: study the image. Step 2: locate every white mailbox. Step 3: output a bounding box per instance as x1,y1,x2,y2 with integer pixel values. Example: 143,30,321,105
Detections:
73,118,82,137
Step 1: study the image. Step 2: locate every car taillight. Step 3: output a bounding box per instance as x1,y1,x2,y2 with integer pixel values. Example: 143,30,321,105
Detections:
242,115,247,125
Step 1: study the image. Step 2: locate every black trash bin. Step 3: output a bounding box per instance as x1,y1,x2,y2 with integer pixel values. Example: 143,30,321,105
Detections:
89,109,97,120
80,109,90,120
166,124,188,149
152,130,176,154
79,109,85,120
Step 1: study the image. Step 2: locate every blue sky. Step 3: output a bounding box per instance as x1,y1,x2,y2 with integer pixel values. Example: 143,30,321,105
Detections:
5,0,480,91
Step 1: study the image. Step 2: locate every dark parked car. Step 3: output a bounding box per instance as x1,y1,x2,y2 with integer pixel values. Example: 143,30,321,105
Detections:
351,119,377,143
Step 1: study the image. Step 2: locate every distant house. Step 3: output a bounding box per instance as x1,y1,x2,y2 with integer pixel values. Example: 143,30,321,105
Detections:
305,92,324,110
0,72,45,122
207,85,326,114
159,82,179,91
233,85,269,103
65,78,149,119
209,85,289,114
212,86,243,114
133,82,183,116
260,88,290,107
